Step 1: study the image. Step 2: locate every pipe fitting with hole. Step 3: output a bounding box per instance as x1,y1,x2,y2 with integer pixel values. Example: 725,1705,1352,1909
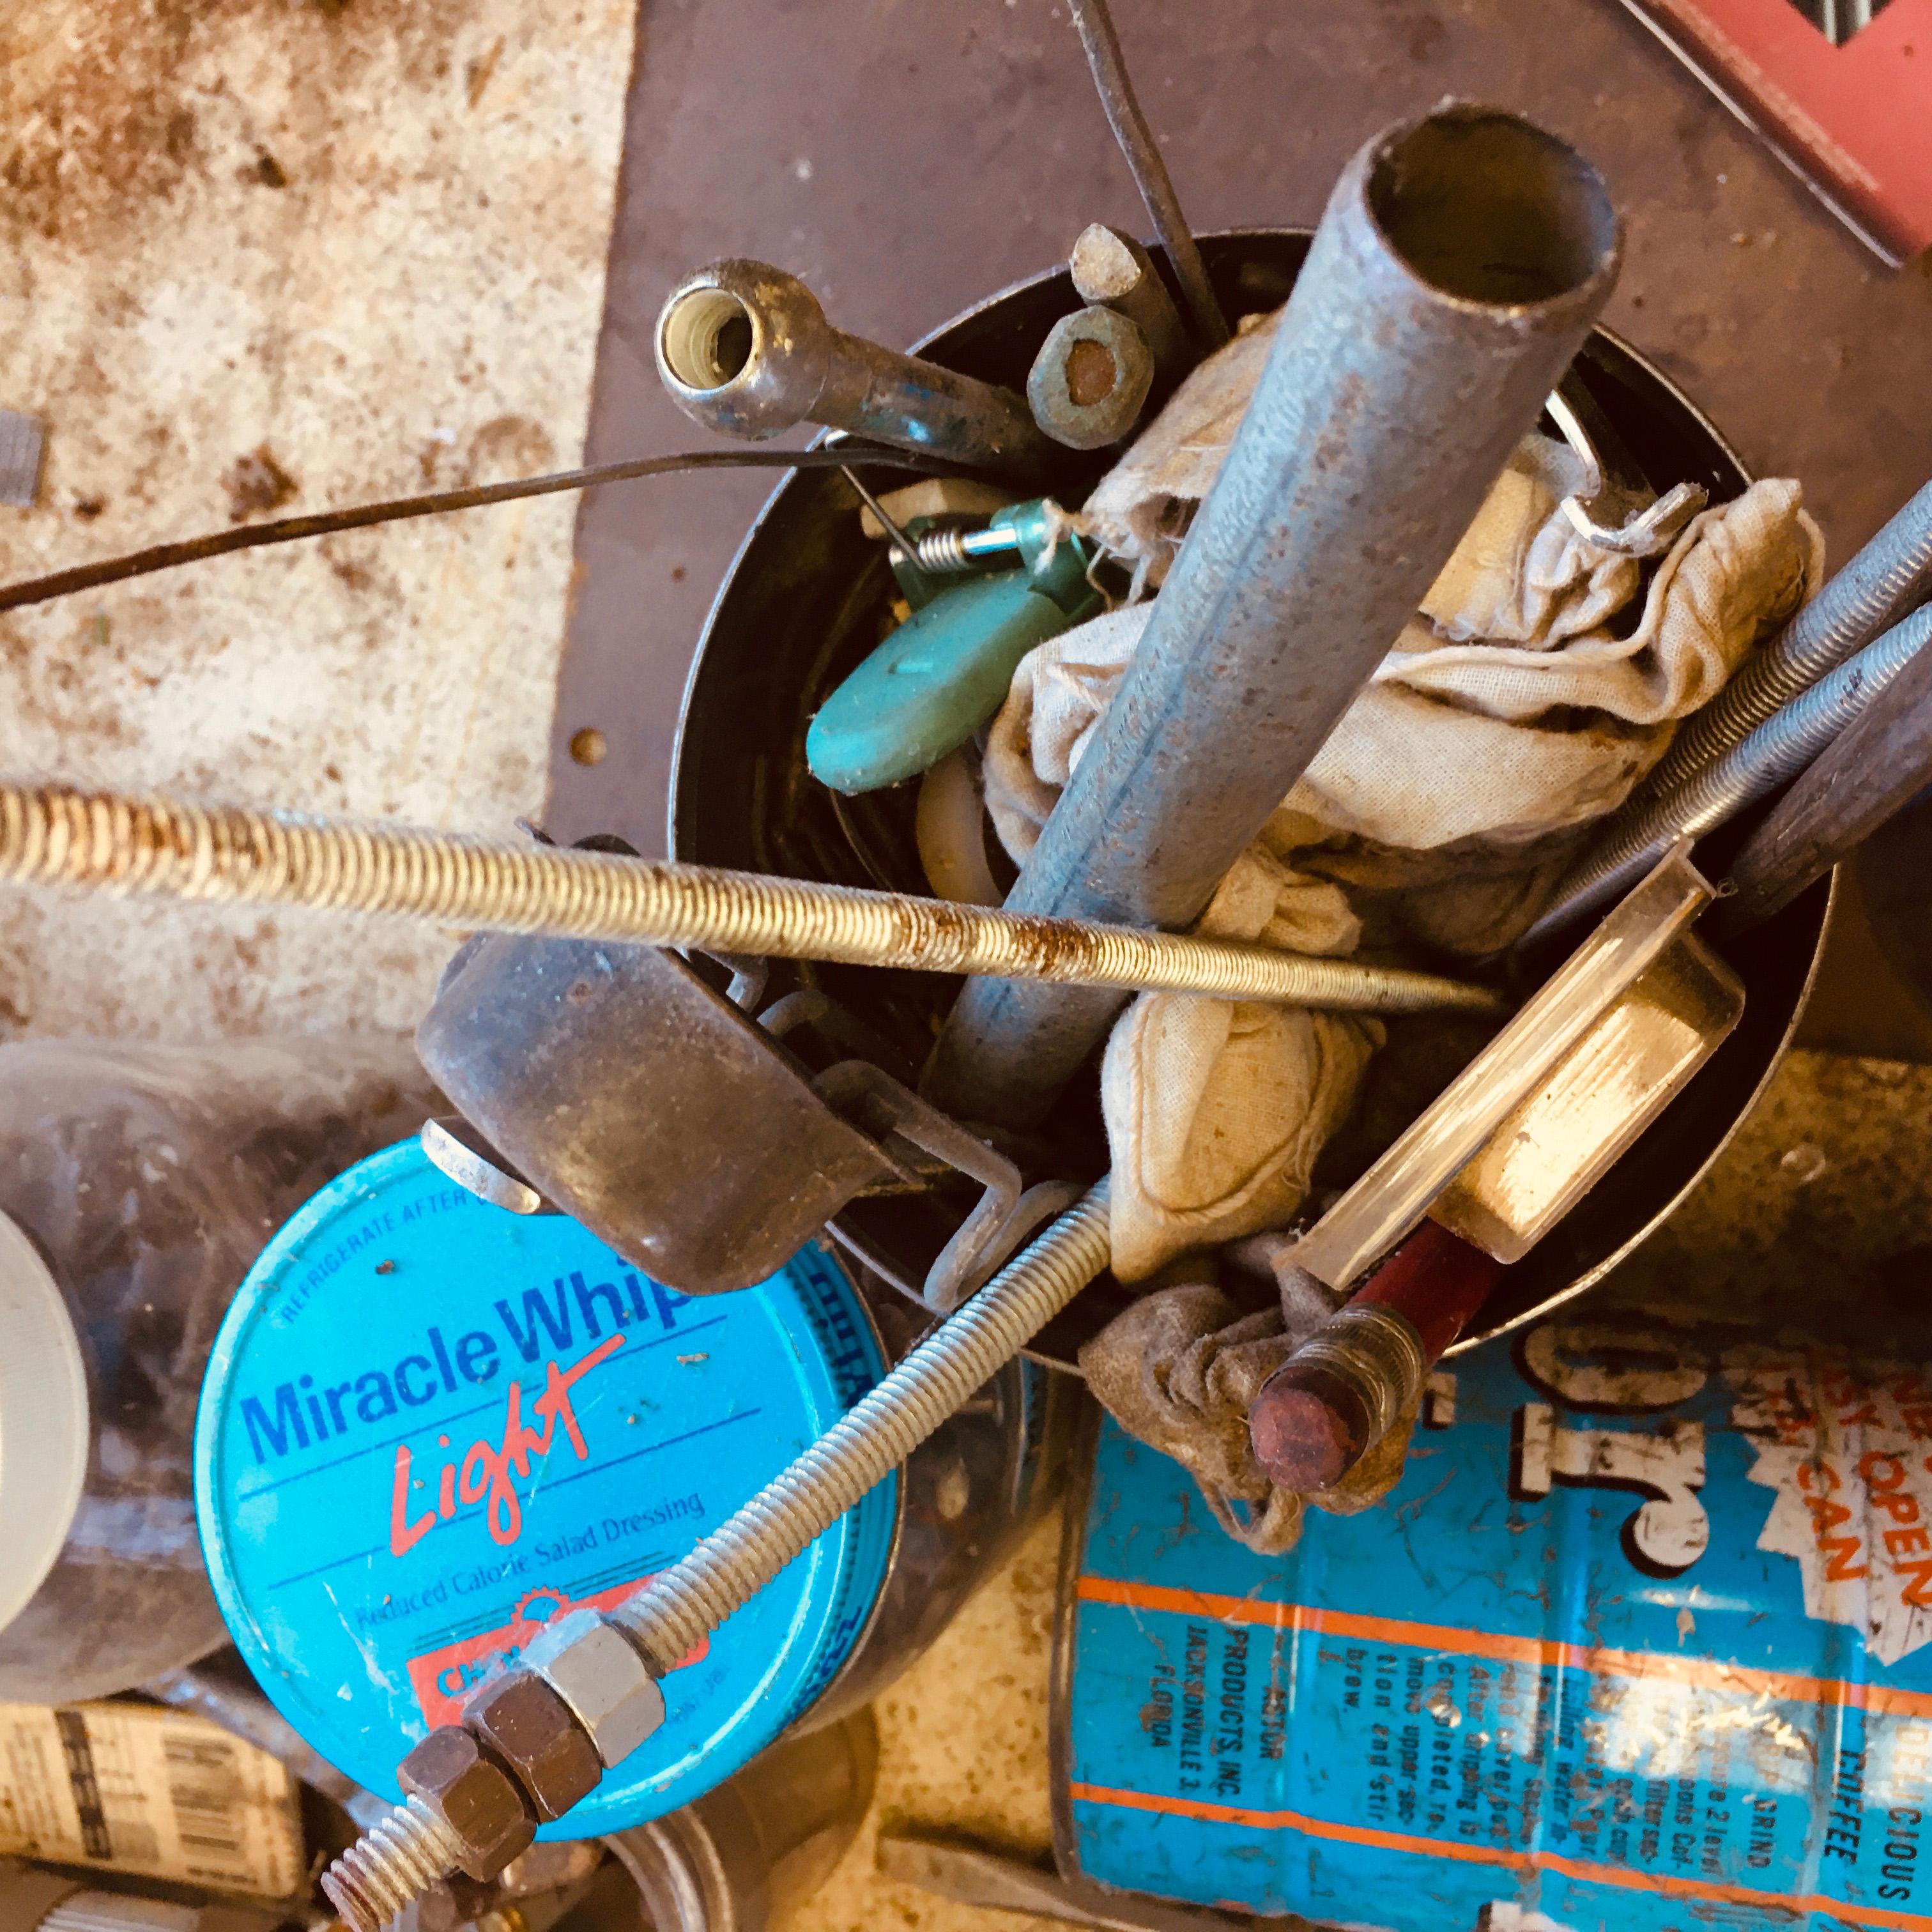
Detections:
1026,305,1155,450
655,259,1057,477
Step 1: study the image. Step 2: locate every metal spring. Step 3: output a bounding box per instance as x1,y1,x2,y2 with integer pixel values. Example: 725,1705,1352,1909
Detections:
610,1183,1112,1669
1532,602,1932,937
1639,475,1932,801
320,1795,464,1932
0,779,1501,1017
901,525,983,572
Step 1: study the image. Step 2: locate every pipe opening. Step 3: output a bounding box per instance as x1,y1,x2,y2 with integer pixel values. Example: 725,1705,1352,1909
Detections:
1367,109,1617,307
661,288,756,390
1065,338,1119,406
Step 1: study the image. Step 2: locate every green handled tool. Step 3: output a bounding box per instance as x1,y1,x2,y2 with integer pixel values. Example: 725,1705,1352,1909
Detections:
806,497,1101,795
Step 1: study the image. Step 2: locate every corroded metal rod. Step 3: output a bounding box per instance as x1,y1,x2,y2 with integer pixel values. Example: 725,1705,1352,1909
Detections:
0,780,1502,1017
1719,618,1932,933
1064,0,1230,350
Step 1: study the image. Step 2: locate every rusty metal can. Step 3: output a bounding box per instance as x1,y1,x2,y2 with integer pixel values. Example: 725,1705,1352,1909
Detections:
1055,1306,1932,1930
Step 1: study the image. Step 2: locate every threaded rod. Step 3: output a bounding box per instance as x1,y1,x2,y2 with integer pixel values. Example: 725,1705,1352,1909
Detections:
0,778,1499,1016
321,1794,464,1932
613,1183,1112,1669
1526,602,1932,942
1639,474,1932,802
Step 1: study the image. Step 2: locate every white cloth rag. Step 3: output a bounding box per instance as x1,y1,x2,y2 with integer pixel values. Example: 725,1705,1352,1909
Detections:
990,355,1821,1278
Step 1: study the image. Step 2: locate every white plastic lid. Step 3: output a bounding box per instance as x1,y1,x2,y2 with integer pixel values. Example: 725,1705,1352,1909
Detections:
0,1207,90,1636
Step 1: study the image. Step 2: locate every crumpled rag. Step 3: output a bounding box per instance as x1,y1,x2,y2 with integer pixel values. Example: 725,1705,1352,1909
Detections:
987,337,1819,1284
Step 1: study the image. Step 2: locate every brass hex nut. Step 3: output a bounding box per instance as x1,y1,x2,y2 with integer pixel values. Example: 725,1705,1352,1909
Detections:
397,1728,535,1881
464,1669,601,1823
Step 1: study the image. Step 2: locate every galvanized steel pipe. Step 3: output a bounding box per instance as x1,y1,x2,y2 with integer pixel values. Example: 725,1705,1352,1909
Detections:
656,259,1057,478
928,103,1620,1125
1523,602,1932,943
0,779,1501,1017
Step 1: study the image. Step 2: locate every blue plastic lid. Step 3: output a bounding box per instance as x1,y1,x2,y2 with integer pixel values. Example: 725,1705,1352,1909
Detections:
194,1139,895,1836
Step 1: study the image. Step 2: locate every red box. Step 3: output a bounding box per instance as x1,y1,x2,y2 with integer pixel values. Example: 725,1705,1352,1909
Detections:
1616,0,1932,263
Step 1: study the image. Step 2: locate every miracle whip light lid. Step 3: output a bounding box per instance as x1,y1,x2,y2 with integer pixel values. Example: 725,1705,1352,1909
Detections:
194,1139,896,1836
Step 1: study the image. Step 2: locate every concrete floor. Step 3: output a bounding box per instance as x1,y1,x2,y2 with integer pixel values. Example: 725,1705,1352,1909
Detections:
806,1509,1066,1932
6,3,1932,1928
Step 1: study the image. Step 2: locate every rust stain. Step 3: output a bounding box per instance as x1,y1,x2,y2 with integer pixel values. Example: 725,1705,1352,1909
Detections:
0,0,483,252
222,444,299,523
464,414,556,484
464,34,505,109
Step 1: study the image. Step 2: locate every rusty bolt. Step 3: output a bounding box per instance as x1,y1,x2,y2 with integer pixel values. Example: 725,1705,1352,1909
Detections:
464,1671,601,1823
397,1728,536,1882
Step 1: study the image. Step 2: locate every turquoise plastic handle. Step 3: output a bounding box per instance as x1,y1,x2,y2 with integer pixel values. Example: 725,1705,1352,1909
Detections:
807,570,1094,794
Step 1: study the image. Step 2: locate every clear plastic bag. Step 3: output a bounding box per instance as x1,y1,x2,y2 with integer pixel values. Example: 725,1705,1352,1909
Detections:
0,1038,437,1702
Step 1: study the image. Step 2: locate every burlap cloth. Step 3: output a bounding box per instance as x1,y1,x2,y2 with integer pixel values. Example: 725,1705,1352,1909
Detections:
983,314,1822,1545
989,351,1820,1284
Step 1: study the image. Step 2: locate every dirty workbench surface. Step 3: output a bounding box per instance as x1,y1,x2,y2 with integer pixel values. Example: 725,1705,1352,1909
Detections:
0,0,632,1040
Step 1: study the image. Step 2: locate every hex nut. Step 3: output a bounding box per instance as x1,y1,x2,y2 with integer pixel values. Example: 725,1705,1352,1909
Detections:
463,1669,602,1823
522,1609,667,1769
398,1874,497,1932
397,1728,535,1882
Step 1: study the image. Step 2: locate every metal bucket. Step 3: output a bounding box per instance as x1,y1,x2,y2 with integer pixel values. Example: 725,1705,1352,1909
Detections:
668,229,1830,1361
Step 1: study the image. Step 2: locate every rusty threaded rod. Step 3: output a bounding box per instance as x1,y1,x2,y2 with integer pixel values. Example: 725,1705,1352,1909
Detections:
0,779,1502,1017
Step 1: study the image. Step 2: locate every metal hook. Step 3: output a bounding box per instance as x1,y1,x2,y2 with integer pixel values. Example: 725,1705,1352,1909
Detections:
1545,375,1707,556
